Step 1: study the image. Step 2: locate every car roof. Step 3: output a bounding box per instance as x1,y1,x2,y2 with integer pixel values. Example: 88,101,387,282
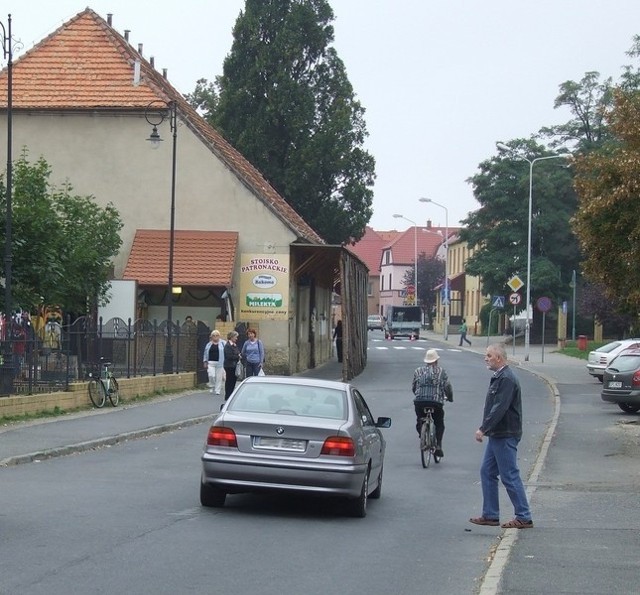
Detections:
241,375,350,392
595,338,640,352
616,348,640,356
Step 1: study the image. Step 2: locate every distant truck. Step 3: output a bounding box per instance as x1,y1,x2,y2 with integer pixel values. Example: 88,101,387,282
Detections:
384,306,422,340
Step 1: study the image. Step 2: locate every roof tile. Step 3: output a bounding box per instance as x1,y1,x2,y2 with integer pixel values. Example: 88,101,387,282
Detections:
123,230,238,286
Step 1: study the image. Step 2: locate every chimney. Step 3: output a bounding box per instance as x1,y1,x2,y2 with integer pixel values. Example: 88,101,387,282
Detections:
426,219,432,229
124,29,130,42
162,68,168,79
150,56,155,68
107,14,113,26
138,43,143,56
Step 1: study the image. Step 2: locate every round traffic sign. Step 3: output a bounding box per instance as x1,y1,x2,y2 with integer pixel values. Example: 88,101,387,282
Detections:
536,296,552,313
509,292,521,305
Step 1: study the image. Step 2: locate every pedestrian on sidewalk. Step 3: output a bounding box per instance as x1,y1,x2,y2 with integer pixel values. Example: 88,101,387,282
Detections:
241,327,265,377
223,331,241,400
412,348,453,458
470,343,533,529
203,330,225,394
333,320,343,362
459,318,472,346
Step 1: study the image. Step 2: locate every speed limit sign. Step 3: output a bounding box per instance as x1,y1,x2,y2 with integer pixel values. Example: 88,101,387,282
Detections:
509,292,522,305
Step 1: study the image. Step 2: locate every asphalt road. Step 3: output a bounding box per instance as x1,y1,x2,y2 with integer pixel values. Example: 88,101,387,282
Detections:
0,335,554,595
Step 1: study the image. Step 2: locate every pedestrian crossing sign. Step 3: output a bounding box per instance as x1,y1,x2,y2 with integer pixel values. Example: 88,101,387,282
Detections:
492,295,505,308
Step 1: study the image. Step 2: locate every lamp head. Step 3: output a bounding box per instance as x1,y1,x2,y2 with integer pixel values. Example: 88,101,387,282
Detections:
146,125,163,150
419,197,431,204
392,213,402,218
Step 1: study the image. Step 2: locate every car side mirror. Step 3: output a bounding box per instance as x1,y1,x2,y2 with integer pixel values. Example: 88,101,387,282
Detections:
375,417,391,428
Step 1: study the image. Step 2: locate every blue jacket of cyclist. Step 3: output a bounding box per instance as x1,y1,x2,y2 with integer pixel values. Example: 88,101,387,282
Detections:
412,348,453,457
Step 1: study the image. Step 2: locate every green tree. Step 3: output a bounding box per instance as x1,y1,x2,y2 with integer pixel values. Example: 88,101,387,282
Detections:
0,152,123,313
461,139,580,308
572,88,640,318
538,71,614,152
185,78,218,117
203,0,375,244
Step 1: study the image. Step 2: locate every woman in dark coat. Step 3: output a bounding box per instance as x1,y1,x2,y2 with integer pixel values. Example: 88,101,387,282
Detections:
223,331,241,400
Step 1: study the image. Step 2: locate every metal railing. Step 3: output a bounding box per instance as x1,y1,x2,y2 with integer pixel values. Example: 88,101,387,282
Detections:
0,316,211,397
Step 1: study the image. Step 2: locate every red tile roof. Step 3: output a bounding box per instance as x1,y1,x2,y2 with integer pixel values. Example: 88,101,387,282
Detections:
123,230,238,286
0,9,325,247
346,226,387,274
383,227,446,267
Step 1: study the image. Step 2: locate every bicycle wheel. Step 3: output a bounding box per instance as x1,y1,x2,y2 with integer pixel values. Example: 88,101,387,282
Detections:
88,378,106,408
420,420,431,468
430,423,440,464
107,375,120,407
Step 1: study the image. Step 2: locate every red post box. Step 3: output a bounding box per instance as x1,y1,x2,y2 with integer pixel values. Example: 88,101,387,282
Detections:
577,335,588,351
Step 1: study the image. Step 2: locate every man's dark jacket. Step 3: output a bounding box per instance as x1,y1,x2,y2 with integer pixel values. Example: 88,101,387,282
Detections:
480,365,522,438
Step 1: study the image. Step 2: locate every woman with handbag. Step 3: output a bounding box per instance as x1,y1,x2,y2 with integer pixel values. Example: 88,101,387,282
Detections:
223,331,241,400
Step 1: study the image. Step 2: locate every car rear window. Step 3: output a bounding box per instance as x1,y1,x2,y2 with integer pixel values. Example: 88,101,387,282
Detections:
608,353,640,372
228,384,347,420
596,342,622,353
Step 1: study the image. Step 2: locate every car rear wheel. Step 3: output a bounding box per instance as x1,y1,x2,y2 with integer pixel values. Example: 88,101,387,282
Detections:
200,478,226,508
348,469,369,518
617,402,640,414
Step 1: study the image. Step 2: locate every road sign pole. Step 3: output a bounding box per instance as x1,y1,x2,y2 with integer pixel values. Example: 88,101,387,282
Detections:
512,305,516,356
542,312,546,363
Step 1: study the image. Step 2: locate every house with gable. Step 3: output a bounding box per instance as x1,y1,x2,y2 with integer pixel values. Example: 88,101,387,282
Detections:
378,222,447,318
0,8,368,379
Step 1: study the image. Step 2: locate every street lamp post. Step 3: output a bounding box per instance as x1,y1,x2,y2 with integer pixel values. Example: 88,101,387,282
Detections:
419,198,449,340
392,214,418,305
146,100,178,374
570,269,576,342
1,15,14,395
497,143,569,361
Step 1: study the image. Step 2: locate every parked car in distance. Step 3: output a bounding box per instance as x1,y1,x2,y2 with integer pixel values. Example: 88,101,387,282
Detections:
367,314,385,331
200,375,391,517
586,338,640,381
601,348,640,413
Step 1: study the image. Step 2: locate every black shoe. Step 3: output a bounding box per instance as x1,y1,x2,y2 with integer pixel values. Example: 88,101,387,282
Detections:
435,448,444,457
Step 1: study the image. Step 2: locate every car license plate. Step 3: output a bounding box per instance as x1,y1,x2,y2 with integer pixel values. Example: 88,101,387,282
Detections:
254,436,306,452
608,381,623,388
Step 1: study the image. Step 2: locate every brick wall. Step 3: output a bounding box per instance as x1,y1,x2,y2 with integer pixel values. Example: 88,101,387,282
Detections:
0,373,197,418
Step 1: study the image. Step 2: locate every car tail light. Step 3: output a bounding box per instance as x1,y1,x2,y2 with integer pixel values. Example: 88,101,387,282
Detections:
207,426,237,448
321,436,355,457
632,371,640,387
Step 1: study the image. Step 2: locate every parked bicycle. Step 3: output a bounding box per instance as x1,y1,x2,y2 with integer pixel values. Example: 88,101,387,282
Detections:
418,406,440,468
87,358,120,408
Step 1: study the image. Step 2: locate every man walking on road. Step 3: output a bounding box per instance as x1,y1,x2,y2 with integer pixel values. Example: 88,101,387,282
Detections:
470,343,534,529
458,318,472,346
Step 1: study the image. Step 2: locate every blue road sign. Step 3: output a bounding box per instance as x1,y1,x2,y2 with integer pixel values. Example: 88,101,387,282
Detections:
492,295,505,308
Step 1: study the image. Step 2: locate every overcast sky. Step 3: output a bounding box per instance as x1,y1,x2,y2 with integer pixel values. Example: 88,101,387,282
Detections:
5,1,640,229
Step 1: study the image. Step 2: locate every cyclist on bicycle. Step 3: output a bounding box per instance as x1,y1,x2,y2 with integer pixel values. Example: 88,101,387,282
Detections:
412,349,453,457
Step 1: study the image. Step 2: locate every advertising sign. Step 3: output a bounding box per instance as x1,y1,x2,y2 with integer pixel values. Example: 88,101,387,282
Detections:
239,254,290,320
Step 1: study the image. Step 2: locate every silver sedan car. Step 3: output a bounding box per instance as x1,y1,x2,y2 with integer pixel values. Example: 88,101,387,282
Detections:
200,376,391,517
